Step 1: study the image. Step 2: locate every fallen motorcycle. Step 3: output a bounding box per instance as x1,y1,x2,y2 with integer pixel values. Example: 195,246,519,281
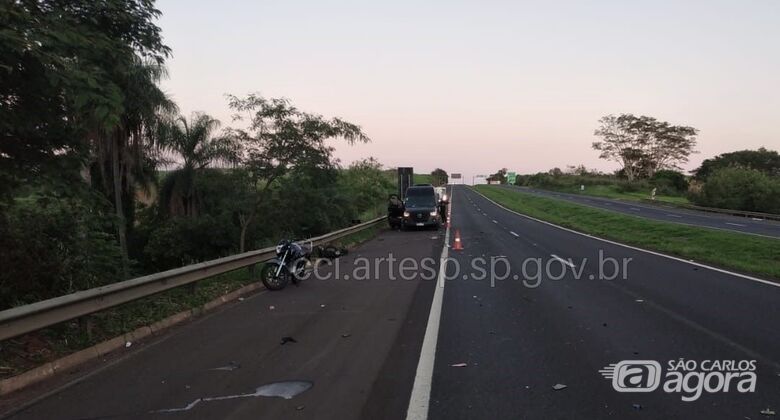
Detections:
260,239,312,291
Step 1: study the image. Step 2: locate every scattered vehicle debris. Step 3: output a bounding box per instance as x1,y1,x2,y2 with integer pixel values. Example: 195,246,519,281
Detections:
552,384,567,391
210,361,241,371
280,336,298,345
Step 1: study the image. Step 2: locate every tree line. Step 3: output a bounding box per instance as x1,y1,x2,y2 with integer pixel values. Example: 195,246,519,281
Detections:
0,1,394,309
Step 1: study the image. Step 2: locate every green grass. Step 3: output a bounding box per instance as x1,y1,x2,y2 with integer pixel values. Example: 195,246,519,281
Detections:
414,173,433,184
475,185,780,279
539,183,690,205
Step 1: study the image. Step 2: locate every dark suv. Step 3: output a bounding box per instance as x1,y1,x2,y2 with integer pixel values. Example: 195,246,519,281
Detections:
402,185,441,229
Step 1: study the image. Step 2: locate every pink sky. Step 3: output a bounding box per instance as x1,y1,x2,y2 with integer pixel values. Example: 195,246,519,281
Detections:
157,0,779,181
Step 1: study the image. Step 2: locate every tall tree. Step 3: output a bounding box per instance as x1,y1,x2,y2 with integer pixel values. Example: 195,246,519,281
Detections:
0,0,170,200
90,58,176,278
157,113,240,217
593,114,697,180
592,115,645,181
225,94,370,252
430,168,449,186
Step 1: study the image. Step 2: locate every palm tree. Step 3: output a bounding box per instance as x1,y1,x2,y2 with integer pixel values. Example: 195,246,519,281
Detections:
158,113,239,217
91,58,178,278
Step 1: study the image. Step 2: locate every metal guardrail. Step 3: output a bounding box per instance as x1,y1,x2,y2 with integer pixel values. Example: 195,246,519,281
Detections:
639,199,780,221
0,216,385,342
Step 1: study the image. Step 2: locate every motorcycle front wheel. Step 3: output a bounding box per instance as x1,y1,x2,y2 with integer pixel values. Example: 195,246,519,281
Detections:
260,262,290,291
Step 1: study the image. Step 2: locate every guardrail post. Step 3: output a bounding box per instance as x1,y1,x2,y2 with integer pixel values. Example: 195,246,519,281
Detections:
248,264,257,282
78,316,94,341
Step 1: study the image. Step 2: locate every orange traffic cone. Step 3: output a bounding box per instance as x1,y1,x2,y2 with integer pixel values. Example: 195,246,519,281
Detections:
452,229,464,251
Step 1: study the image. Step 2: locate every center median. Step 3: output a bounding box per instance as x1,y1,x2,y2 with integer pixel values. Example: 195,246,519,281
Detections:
473,185,780,280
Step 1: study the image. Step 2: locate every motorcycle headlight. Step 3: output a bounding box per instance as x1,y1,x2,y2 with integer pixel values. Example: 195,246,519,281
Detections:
403,211,410,217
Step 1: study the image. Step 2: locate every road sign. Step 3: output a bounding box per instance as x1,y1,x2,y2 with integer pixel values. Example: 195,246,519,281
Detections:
507,171,517,185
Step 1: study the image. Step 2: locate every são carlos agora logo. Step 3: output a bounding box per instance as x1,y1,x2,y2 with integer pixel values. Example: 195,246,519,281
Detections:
600,359,757,402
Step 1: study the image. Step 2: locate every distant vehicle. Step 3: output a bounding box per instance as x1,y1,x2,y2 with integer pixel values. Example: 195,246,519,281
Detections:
403,185,441,229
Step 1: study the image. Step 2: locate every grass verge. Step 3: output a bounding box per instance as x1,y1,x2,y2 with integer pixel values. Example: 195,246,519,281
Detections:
475,185,780,279
534,183,690,205
0,224,385,380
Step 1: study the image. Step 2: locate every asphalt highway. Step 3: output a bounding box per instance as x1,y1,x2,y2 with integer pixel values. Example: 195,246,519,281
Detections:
3,185,779,419
500,185,780,238
426,185,780,419
2,228,445,420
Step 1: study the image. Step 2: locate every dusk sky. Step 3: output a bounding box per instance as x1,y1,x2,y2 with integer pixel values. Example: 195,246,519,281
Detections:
157,0,779,181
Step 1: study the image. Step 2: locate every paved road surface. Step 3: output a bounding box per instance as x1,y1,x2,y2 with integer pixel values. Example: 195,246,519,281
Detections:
2,228,445,420
500,185,780,238
427,185,780,419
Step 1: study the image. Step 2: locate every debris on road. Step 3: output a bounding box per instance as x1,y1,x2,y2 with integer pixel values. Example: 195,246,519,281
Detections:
451,363,468,367
552,384,567,391
632,403,642,410
320,304,326,308
125,341,132,348
280,336,298,345
238,297,245,302
269,305,276,310
256,380,313,399
635,299,644,303
341,333,351,338
211,361,241,371
760,408,776,416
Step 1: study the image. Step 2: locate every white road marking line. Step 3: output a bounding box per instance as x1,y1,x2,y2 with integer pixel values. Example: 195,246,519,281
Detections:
726,222,746,227
492,220,498,224
666,214,682,218
550,254,575,268
473,188,780,288
510,231,519,237
751,218,764,221
406,190,452,420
